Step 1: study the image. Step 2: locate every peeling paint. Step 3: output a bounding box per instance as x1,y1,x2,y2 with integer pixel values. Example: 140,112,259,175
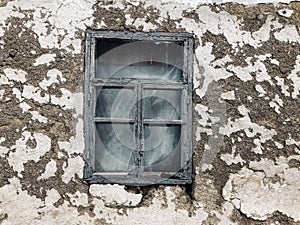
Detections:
33,53,56,66
37,159,57,180
4,68,27,83
223,160,300,221
8,132,51,176
0,0,299,224
90,184,143,207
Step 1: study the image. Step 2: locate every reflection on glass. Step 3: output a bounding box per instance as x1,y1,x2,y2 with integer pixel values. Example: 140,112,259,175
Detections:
109,62,182,80
96,40,183,80
143,89,181,120
95,123,136,172
143,125,181,172
95,87,135,118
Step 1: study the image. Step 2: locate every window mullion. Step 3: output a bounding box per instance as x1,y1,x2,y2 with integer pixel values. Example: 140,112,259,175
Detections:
133,83,143,176
136,82,144,175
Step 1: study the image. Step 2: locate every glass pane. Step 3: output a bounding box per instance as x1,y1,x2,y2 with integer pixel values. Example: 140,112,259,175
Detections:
95,123,136,172
96,39,183,81
143,89,181,120
143,125,181,172
95,87,135,119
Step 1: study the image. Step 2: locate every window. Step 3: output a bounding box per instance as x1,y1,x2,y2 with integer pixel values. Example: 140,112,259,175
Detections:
83,30,194,185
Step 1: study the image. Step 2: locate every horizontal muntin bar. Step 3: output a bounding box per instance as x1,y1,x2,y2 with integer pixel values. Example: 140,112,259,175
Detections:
93,172,134,176
94,118,134,123
143,119,184,125
92,78,185,86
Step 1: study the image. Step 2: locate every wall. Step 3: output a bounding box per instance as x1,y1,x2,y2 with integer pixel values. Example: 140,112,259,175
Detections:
0,0,300,224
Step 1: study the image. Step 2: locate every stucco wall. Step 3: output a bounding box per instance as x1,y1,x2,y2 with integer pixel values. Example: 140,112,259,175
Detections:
0,0,300,224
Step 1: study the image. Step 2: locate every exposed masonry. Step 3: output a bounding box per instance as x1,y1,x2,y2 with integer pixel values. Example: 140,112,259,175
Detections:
0,0,300,224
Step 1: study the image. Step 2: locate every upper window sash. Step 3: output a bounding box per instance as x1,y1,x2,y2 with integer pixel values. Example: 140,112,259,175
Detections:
86,30,193,84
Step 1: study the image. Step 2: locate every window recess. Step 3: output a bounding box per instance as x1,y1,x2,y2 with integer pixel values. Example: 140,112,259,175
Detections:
84,30,194,185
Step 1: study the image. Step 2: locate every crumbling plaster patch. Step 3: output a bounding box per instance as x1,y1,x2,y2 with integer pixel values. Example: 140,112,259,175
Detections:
288,55,300,99
37,159,57,180
90,184,143,207
33,53,56,66
3,68,27,83
0,0,96,53
223,158,300,221
8,131,51,177
0,0,299,224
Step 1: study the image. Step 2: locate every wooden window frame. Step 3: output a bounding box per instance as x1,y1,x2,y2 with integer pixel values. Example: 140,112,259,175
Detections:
83,30,194,185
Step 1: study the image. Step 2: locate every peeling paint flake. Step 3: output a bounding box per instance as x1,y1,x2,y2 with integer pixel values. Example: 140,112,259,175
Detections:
227,64,253,82
195,45,232,97
221,90,235,100
0,89,4,99
8,132,51,176
223,159,300,221
22,85,50,104
278,8,294,18
0,74,12,85
30,110,48,123
44,189,61,205
275,76,290,97
288,56,300,99
33,53,56,66
4,68,27,83
90,184,142,207
220,105,277,154
19,102,31,113
51,89,83,114
255,84,266,97
269,94,283,114
62,156,84,183
195,104,210,126
37,159,57,180
12,88,23,102
221,146,245,165
39,69,65,90
58,118,84,155
0,137,9,156
0,177,42,224
274,25,300,43
67,191,89,207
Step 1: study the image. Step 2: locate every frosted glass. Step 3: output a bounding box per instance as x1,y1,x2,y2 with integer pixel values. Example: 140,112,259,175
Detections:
95,87,135,119
96,40,183,80
95,123,136,172
143,89,181,120
143,125,181,172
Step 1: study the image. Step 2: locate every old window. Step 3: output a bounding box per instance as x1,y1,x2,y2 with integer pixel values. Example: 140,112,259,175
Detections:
84,30,193,185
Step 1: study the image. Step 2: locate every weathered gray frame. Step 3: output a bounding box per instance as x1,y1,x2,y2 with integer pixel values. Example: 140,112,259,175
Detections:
83,29,194,185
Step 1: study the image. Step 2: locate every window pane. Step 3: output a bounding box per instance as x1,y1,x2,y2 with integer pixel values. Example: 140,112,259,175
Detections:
96,40,183,81
143,89,181,120
95,123,136,172
143,125,181,172
95,87,135,119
